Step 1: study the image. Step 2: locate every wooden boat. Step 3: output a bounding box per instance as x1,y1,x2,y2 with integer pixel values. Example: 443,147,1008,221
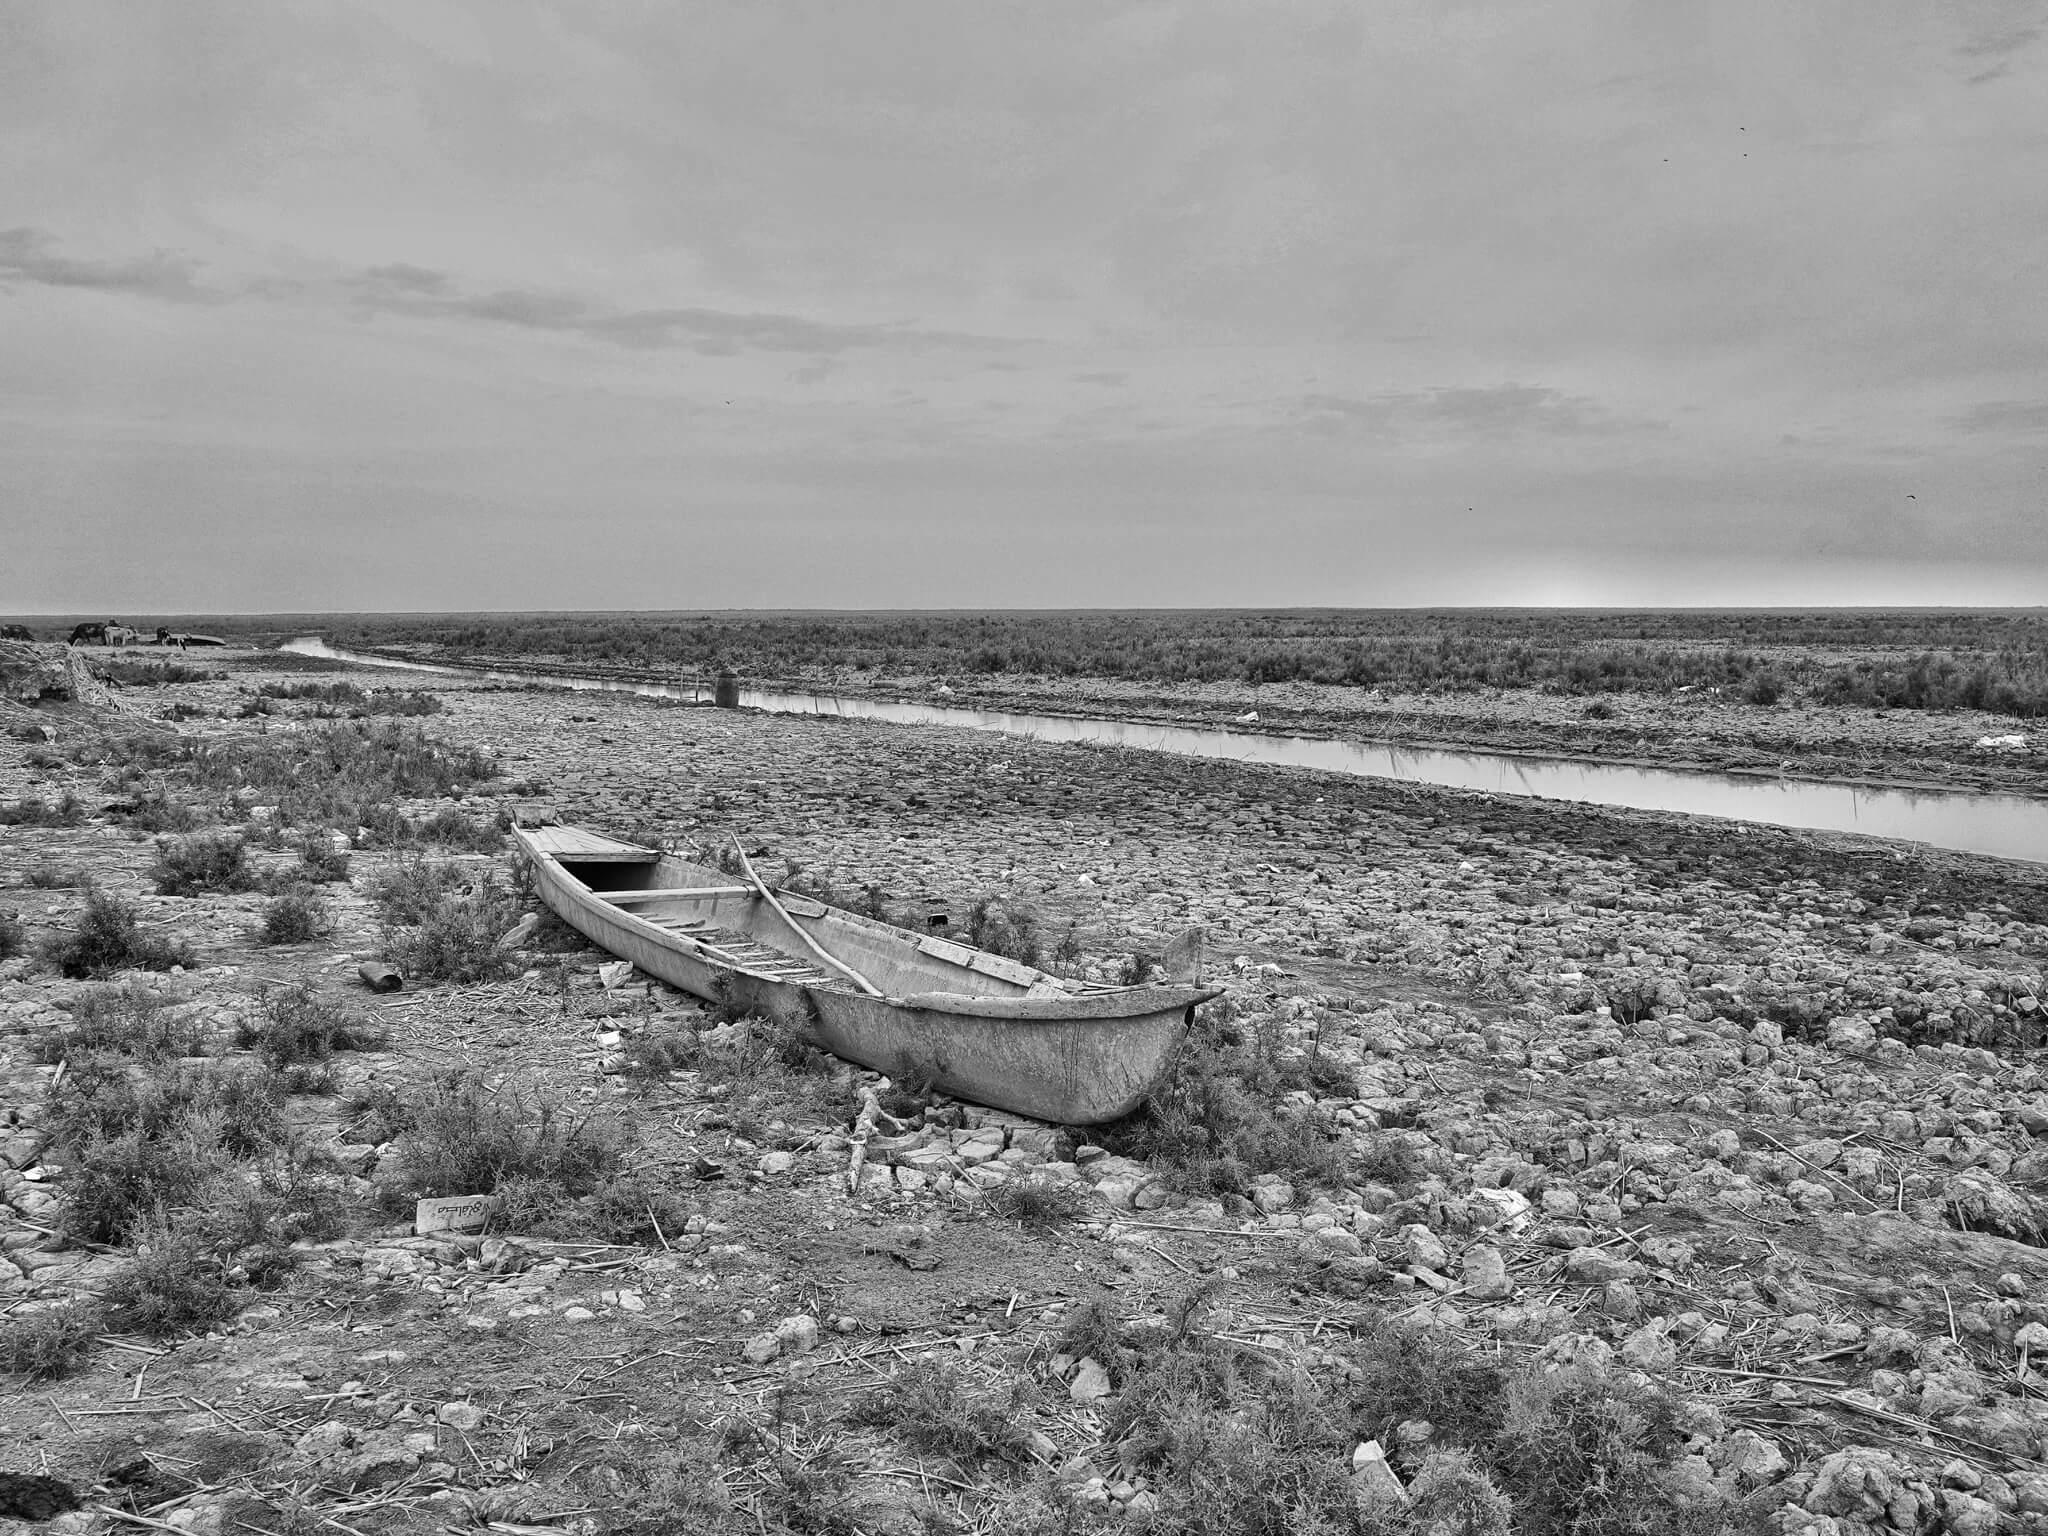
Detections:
512,822,1225,1124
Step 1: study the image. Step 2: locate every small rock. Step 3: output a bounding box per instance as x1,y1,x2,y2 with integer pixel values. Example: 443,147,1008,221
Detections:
775,1314,820,1354
1069,1357,1112,1403
1351,1439,1407,1509
1461,1244,1514,1300
435,1402,486,1431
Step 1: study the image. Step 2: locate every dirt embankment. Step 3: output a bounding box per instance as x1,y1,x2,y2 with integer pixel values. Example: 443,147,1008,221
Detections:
1,649,2047,1532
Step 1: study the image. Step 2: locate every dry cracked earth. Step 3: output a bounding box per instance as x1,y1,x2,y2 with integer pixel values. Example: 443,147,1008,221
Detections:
2,643,2048,1535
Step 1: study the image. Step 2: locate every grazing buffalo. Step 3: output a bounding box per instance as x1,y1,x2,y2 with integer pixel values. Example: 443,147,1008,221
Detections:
0,624,33,642
154,627,188,650
68,622,108,646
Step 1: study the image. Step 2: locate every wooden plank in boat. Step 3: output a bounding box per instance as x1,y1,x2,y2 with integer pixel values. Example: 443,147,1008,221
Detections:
525,826,660,862
918,935,975,967
915,933,1038,987
606,885,754,904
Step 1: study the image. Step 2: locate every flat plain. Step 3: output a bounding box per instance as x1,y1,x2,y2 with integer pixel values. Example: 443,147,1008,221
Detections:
1,618,2046,1535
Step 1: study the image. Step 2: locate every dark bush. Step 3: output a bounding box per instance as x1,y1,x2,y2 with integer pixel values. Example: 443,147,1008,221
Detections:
966,897,1043,966
383,888,521,983
1098,1003,1352,1196
37,888,196,978
102,1224,243,1336
33,981,207,1064
388,1073,625,1202
0,1303,104,1380
369,857,469,925
851,1360,1039,1464
257,884,330,945
297,829,352,882
0,908,22,962
152,833,254,896
238,985,386,1069
0,791,85,827
415,806,505,852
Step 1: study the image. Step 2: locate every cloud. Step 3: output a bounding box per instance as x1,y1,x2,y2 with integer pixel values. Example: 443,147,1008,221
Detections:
1947,399,2048,435
1294,385,1661,441
0,227,207,303
341,262,1017,356
1958,24,2040,57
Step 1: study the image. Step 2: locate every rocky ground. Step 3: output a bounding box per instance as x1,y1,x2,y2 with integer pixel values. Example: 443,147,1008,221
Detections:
2,645,2048,1534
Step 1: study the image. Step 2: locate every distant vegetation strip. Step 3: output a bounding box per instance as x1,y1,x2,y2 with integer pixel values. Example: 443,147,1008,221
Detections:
287,610,2048,719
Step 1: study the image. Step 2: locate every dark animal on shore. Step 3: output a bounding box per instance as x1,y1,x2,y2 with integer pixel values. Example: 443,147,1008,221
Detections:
154,627,187,650
68,622,107,646
0,624,33,642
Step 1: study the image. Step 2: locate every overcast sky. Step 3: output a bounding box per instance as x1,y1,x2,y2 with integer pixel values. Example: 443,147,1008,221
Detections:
3,1,2045,613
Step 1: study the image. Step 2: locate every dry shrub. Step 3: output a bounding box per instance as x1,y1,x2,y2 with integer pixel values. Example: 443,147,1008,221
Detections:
384,888,521,983
238,985,386,1069
37,888,196,978
32,980,207,1064
851,1359,1040,1465
985,1174,1089,1231
388,1073,625,1203
0,1303,104,1381
152,832,254,895
369,856,468,924
1099,1003,1352,1197
257,884,330,945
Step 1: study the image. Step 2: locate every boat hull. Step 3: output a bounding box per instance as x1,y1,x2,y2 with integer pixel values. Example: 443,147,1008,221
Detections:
516,827,1217,1124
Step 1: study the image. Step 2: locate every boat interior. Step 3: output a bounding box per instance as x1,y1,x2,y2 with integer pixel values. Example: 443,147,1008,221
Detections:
525,825,1061,1000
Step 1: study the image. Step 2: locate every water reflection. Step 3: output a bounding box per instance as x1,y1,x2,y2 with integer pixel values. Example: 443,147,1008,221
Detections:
281,638,2047,864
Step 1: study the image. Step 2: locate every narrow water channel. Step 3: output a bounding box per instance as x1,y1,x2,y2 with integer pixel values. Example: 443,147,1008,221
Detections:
281,638,2048,864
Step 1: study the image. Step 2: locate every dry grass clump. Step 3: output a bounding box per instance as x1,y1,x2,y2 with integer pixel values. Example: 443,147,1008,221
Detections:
296,828,352,882
413,805,504,850
32,980,208,1064
96,657,217,687
256,883,330,945
23,863,84,889
0,790,85,827
695,1012,856,1139
385,1072,626,1207
371,856,522,982
1050,1296,1732,1536
966,896,1043,965
620,1025,698,1079
151,832,255,896
495,1165,694,1246
37,888,196,978
1099,1000,1353,1198
48,1059,290,1244
369,856,470,924
985,1174,1090,1231
0,1303,104,1381
384,888,521,983
101,720,497,836
851,1360,1041,1465
236,985,387,1069
101,1221,244,1334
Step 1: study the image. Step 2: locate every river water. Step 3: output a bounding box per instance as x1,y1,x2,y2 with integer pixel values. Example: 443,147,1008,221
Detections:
280,638,2048,864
